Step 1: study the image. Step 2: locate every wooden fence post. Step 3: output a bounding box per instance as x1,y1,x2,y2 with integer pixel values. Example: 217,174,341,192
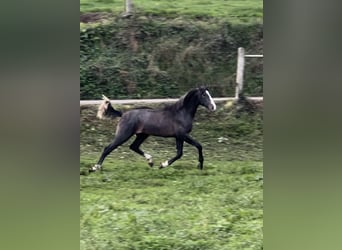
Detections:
125,0,133,15
235,47,245,99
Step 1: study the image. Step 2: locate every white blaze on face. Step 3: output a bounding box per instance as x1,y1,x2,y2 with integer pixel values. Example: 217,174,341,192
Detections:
205,90,216,111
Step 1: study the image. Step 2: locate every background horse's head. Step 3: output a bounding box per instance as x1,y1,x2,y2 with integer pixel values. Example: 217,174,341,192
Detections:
197,87,217,111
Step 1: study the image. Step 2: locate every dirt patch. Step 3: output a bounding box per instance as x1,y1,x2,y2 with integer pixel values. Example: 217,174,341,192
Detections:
80,12,114,23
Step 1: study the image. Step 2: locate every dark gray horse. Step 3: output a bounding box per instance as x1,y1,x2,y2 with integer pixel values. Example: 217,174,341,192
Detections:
90,86,216,172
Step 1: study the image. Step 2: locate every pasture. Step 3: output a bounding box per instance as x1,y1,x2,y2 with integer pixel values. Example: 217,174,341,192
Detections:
80,0,263,24
80,101,263,249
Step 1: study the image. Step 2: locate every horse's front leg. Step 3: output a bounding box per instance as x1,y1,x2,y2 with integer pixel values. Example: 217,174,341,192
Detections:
160,138,184,168
184,134,203,169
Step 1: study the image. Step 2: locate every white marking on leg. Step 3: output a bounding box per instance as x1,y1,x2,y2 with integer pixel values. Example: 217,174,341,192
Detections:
205,90,216,111
161,160,169,168
144,153,152,160
144,153,154,166
90,164,101,172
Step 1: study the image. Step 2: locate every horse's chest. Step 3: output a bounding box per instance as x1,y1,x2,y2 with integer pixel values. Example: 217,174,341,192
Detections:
183,123,193,133
175,120,192,133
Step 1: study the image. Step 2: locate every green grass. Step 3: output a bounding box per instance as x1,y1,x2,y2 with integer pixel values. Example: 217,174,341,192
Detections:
80,159,263,249
80,0,263,24
80,101,263,249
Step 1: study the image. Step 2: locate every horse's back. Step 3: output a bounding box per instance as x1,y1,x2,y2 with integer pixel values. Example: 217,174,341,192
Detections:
121,108,177,137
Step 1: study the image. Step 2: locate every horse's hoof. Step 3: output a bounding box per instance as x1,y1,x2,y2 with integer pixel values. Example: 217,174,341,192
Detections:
197,162,203,170
89,164,101,173
88,167,97,173
148,162,154,167
159,160,168,169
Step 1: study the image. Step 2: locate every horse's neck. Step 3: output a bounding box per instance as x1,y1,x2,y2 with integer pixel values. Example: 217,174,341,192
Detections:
182,96,199,119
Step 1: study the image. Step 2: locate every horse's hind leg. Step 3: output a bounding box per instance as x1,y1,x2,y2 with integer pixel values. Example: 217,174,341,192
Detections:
129,133,153,167
90,125,134,172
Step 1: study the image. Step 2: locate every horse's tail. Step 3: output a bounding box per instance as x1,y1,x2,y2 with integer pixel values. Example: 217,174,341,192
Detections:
97,95,122,119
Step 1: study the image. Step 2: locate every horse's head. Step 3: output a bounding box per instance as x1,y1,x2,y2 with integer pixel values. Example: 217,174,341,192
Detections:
197,87,216,111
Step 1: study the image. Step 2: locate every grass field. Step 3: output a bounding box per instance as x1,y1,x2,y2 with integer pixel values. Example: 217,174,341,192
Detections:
80,101,263,249
80,0,263,24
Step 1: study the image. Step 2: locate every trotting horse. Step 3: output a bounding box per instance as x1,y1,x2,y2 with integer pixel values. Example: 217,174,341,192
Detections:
90,86,216,172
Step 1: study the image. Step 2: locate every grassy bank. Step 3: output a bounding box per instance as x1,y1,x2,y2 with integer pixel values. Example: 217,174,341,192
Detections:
80,101,263,249
80,17,263,99
80,0,263,101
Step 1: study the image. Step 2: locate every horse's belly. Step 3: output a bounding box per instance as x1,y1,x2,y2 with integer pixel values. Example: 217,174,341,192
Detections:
142,127,175,137
138,121,175,137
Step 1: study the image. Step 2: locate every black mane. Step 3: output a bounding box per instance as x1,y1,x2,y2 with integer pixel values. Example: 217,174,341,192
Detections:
162,88,200,113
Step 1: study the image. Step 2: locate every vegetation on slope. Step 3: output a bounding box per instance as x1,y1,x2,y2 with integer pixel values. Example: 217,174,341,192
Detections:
80,16,263,99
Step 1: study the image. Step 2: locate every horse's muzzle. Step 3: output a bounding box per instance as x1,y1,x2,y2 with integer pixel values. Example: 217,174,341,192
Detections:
208,104,216,111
